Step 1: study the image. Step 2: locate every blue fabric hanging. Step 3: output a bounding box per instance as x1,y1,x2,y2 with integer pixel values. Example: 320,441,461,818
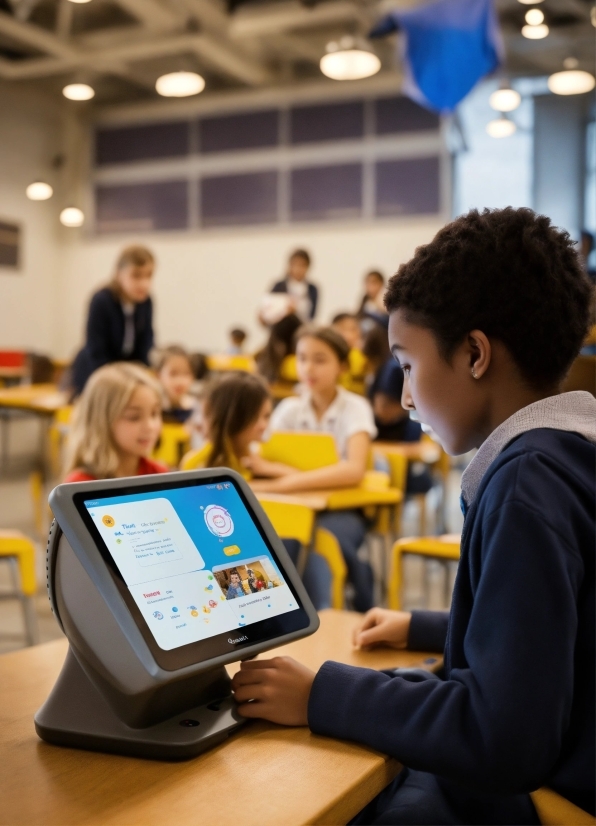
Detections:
370,0,503,114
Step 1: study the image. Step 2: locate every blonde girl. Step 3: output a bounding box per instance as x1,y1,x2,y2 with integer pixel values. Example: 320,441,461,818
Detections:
64,363,166,482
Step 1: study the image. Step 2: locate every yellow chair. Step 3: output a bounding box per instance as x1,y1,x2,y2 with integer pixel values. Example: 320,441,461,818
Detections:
180,443,211,471
49,404,73,477
153,423,191,469
388,535,461,610
205,354,256,373
260,432,339,471
258,498,315,547
531,788,595,825
0,530,39,645
314,527,347,609
279,355,299,383
340,349,368,395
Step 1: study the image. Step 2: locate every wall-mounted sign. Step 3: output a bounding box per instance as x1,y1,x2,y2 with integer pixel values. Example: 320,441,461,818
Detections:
0,220,20,269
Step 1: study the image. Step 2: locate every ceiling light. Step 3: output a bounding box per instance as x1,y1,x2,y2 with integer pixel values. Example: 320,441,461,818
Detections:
155,71,205,97
524,8,544,25
60,207,85,228
521,23,549,38
320,38,381,81
548,69,596,96
517,0,543,4
62,83,95,101
67,0,92,3
486,116,516,138
26,182,53,201
489,87,521,112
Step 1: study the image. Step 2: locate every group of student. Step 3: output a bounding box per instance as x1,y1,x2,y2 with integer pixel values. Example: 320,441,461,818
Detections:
61,206,595,825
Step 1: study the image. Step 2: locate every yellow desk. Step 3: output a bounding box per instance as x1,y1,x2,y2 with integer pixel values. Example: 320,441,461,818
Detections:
373,440,441,464
0,383,68,415
0,610,441,826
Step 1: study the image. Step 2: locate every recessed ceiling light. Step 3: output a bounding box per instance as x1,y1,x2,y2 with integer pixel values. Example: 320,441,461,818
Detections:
320,40,381,81
63,83,95,101
60,207,85,227
524,8,544,25
489,88,521,112
548,70,596,96
521,23,549,38
155,72,205,97
26,182,53,201
486,116,516,138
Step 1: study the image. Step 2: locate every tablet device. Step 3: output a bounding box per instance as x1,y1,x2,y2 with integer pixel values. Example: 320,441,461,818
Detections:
57,470,315,671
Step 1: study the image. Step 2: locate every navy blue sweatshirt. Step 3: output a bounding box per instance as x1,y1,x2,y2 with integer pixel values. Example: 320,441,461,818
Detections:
308,429,595,814
72,287,154,394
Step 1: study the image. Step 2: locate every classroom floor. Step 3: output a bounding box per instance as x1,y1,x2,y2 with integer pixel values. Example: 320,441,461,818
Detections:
0,414,465,655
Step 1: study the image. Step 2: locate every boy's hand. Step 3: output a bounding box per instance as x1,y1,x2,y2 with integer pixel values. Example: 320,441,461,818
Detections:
231,657,315,726
353,608,412,650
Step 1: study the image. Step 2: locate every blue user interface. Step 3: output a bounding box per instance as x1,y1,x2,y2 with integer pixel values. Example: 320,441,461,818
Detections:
84,481,298,651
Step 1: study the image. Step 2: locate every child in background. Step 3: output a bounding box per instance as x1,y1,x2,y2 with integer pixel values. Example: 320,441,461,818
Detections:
332,312,367,394
249,326,377,612
331,313,363,351
255,313,302,384
371,358,434,495
154,345,196,424
228,328,248,354
231,207,595,825
357,270,386,317
64,363,166,482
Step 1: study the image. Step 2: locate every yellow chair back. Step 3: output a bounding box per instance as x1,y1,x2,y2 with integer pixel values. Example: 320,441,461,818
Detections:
206,354,256,373
279,355,299,383
153,423,191,468
180,443,211,471
258,499,315,546
260,432,339,471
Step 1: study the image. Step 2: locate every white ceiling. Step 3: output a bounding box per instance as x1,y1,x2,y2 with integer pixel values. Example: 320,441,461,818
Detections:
0,0,593,105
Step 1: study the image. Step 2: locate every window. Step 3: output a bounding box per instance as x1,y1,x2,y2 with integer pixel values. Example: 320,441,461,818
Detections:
290,101,364,144
201,171,278,227
375,157,440,216
291,164,362,221
96,122,190,165
200,110,279,153
95,181,189,232
375,97,439,134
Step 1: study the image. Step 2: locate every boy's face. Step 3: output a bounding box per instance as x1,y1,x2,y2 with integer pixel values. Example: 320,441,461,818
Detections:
388,309,485,455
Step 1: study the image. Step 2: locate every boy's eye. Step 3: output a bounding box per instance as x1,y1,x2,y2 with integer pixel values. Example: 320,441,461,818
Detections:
402,366,411,376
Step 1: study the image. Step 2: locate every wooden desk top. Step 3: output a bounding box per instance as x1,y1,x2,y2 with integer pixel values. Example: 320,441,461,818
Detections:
374,440,441,464
0,610,440,826
0,383,68,415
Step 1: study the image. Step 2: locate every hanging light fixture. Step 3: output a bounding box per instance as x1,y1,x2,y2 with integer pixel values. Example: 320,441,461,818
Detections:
320,37,381,81
524,8,544,25
489,86,521,112
60,207,85,227
486,115,516,138
517,0,543,4
62,83,95,100
155,71,205,97
67,0,92,3
548,68,595,95
26,182,53,201
521,22,549,38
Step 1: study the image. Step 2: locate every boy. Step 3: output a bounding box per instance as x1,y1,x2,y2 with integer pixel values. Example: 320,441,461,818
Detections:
231,208,595,824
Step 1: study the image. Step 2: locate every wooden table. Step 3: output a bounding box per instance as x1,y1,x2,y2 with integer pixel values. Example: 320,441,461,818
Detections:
0,610,441,826
0,383,68,416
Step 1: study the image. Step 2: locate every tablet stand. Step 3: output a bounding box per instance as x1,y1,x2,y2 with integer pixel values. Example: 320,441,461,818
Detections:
35,648,243,760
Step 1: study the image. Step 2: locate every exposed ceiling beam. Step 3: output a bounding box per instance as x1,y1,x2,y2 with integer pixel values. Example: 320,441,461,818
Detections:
229,0,369,39
269,33,324,64
112,0,181,32
0,9,78,57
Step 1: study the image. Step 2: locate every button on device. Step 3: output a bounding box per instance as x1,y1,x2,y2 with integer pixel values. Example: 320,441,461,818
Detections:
179,719,200,727
223,545,241,556
102,515,115,528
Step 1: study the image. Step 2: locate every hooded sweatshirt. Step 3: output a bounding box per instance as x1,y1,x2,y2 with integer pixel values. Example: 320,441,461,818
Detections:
308,391,596,814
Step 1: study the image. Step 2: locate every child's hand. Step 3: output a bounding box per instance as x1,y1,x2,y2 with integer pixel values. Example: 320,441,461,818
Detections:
353,608,412,651
231,656,315,726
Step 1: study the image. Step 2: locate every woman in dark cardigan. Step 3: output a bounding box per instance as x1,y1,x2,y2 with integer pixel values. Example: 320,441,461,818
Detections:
71,246,156,396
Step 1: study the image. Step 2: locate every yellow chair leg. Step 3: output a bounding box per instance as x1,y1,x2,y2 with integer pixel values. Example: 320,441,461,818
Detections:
388,545,403,611
314,527,347,610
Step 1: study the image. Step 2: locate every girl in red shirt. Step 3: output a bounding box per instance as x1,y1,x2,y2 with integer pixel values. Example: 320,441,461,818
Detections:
64,362,167,483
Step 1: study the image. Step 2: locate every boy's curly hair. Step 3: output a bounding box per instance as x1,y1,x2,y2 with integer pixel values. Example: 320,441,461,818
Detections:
385,207,594,389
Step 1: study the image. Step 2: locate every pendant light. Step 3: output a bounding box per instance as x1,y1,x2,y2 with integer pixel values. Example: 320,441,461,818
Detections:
486,115,516,138
548,58,595,95
26,182,53,201
489,86,521,112
63,83,95,101
155,72,205,97
320,37,381,81
60,207,85,228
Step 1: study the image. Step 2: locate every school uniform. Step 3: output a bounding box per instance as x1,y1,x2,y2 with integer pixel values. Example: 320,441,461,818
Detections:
271,278,319,321
270,387,377,612
308,392,596,824
71,287,154,395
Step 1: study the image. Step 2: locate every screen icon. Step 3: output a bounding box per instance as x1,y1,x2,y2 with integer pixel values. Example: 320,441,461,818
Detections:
102,515,115,528
223,544,241,556
204,505,234,538
153,611,164,620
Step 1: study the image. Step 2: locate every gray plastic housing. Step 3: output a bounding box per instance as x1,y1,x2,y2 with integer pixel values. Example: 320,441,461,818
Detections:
46,468,319,729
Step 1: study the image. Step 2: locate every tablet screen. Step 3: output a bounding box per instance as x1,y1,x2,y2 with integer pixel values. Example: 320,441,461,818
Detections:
78,477,305,661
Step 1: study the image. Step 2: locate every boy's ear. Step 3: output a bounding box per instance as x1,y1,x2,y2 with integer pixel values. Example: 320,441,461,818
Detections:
467,330,491,380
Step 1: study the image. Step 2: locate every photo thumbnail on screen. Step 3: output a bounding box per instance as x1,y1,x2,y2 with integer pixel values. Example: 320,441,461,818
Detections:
213,557,283,600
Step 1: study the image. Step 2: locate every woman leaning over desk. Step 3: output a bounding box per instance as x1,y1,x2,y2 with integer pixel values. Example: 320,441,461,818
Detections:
71,245,156,396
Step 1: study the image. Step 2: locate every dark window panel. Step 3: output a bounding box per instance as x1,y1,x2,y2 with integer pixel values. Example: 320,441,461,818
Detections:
290,101,364,144
201,171,278,227
95,122,190,165
199,110,279,153
291,164,362,221
375,157,440,216
95,181,189,233
375,97,440,134
0,220,20,268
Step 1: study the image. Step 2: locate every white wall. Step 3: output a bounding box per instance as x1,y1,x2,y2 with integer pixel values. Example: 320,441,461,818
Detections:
0,81,64,353
56,216,443,358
